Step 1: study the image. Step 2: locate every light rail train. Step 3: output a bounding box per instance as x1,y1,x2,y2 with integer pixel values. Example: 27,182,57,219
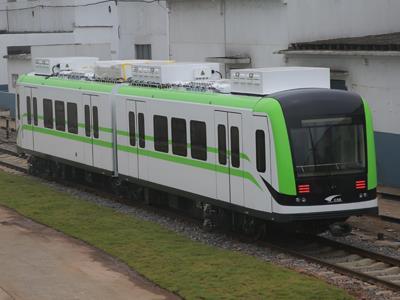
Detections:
15,59,378,234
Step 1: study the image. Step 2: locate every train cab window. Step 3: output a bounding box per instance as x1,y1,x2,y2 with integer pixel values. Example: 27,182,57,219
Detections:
93,106,99,139
217,124,227,165
26,96,31,125
84,105,90,137
67,102,78,134
138,113,145,148
43,99,53,129
17,94,20,120
55,100,65,131
230,126,240,168
190,120,207,161
171,118,187,156
129,111,136,146
154,115,168,152
33,97,38,126
256,130,266,172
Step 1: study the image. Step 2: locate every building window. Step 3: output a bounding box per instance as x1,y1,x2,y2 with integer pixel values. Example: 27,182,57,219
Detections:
43,99,53,129
129,111,136,146
55,100,65,131
138,113,145,148
256,130,266,173
26,96,31,125
171,117,187,156
230,126,240,168
190,120,207,161
135,44,152,60
67,103,78,134
33,97,38,126
84,105,90,137
217,124,227,165
93,106,99,138
154,115,168,152
330,79,348,91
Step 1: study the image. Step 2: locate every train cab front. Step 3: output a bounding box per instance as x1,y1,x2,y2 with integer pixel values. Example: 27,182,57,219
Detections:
269,88,378,230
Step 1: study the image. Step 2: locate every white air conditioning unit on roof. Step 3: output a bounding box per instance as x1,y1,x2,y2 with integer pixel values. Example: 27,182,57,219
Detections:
33,57,98,76
130,62,221,84
230,67,330,95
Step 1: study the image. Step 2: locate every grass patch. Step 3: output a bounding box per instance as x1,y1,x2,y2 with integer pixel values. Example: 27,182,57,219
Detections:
0,171,352,299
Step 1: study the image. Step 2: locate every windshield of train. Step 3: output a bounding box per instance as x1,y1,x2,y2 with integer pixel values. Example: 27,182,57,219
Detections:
289,117,366,178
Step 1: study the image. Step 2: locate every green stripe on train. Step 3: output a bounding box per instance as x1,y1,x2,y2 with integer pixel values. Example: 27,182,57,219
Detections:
254,98,296,196
362,99,377,189
22,125,260,189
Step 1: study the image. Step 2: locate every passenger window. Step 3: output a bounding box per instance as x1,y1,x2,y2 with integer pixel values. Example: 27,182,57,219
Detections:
84,105,90,137
26,96,31,125
256,130,266,172
67,102,78,134
93,106,99,139
171,118,187,156
231,126,240,168
218,124,227,165
153,115,168,152
55,100,65,131
43,98,53,129
129,111,136,146
33,97,38,126
190,120,207,161
138,113,145,148
17,94,20,120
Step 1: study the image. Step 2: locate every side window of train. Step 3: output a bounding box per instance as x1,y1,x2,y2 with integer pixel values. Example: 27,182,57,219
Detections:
17,94,20,120
230,126,240,168
255,130,266,173
190,120,207,161
138,113,145,148
84,105,90,137
55,100,65,131
171,117,187,156
43,99,53,129
33,97,38,126
129,111,136,146
93,106,99,139
217,124,227,165
67,102,78,134
26,96,31,125
153,115,168,152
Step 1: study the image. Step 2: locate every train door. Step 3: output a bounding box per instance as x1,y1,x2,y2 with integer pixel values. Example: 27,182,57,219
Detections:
22,86,37,150
126,99,147,180
82,94,93,166
214,111,244,206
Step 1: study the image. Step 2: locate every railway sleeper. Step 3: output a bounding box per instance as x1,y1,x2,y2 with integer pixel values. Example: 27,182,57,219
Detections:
365,266,400,276
377,274,400,281
337,258,375,268
317,250,348,259
352,262,389,272
331,254,362,264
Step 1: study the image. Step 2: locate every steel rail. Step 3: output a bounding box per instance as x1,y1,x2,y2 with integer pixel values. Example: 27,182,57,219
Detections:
262,235,400,292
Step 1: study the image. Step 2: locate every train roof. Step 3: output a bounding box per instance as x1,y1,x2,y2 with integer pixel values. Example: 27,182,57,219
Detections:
18,74,263,110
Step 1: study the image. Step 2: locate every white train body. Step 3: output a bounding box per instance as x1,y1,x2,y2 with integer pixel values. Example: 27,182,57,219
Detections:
15,61,378,224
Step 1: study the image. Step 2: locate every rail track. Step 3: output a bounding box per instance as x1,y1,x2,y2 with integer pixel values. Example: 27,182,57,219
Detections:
0,146,28,173
1,142,400,293
263,235,400,292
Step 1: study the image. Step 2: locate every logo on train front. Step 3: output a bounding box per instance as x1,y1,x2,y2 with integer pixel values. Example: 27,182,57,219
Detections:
324,195,343,203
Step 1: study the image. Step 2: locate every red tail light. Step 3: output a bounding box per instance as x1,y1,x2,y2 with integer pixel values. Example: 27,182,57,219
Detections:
355,180,366,190
298,184,310,194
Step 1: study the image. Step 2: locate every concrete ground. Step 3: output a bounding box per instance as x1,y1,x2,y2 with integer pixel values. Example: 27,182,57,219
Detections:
0,206,178,300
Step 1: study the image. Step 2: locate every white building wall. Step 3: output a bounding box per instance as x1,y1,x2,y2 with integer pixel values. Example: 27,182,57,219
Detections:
4,0,75,32
287,0,400,42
